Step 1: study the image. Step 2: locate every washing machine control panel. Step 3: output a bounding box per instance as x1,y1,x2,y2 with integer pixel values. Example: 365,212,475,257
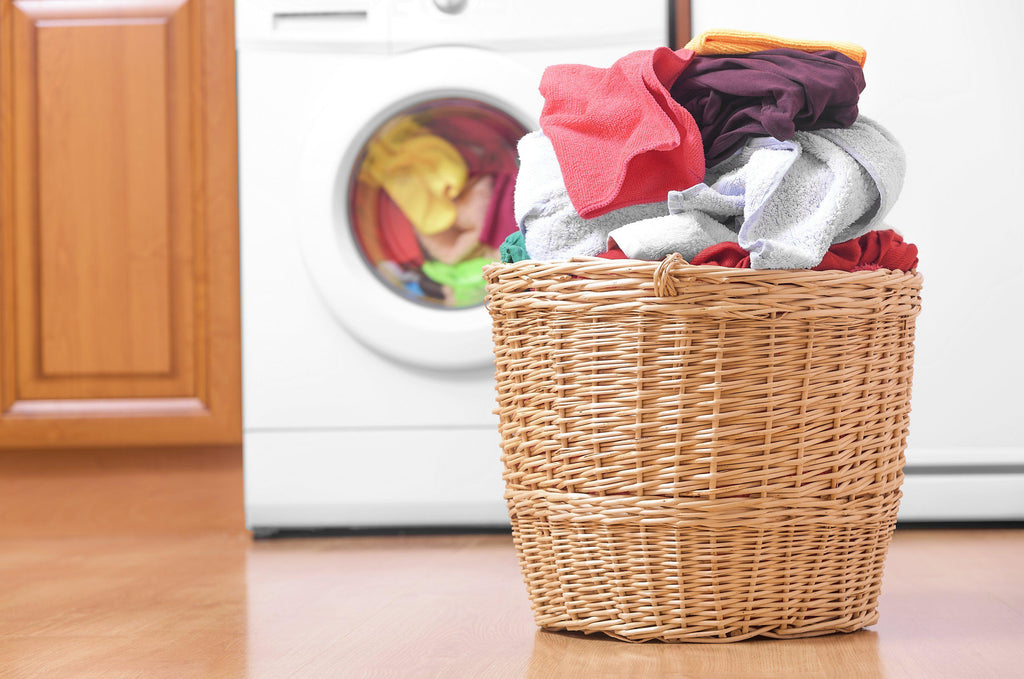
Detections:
237,0,667,53
392,0,667,53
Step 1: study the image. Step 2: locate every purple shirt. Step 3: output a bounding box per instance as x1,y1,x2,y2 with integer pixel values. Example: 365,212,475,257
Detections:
671,48,866,166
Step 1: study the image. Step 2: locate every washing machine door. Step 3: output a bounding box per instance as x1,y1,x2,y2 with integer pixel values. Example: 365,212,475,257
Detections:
297,47,541,370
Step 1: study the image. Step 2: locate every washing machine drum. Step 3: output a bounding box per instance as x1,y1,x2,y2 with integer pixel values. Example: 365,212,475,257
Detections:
298,49,539,370
351,99,526,310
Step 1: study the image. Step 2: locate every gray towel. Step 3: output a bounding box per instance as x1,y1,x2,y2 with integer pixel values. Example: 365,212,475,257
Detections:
669,115,905,269
607,211,737,261
515,131,668,260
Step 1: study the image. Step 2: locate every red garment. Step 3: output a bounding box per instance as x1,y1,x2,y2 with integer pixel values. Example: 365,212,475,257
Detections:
426,113,521,176
690,241,750,268
851,230,918,271
423,114,521,250
378,190,425,268
539,47,705,220
691,230,918,271
597,246,629,259
479,172,517,249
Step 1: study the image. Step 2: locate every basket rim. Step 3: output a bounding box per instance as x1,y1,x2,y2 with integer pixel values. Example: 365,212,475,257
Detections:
483,254,921,287
483,254,922,319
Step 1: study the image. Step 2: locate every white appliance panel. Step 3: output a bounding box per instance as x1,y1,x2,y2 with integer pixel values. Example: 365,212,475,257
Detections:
238,0,671,529
691,0,1024,520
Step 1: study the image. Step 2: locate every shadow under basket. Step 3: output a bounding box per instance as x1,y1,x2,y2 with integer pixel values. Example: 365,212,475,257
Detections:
483,254,923,643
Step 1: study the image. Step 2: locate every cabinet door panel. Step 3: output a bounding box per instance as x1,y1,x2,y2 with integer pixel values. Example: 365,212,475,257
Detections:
0,0,241,447
36,18,178,381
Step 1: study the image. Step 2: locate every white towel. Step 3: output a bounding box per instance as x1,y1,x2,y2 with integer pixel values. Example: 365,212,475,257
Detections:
607,211,738,261
669,115,905,269
515,131,668,260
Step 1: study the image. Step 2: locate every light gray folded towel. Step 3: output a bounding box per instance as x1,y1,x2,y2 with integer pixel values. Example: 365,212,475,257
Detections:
515,131,668,260
668,115,905,269
607,211,738,261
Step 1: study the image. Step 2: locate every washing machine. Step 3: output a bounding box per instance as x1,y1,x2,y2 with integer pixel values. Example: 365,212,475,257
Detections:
237,0,670,530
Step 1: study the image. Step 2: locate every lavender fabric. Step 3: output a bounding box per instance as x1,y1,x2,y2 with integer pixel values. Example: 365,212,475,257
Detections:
671,48,866,166
667,115,905,270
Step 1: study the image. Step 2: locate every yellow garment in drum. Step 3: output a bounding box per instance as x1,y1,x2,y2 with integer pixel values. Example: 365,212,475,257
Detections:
360,116,468,236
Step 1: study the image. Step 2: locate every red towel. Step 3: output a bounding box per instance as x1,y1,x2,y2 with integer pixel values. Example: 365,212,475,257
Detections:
539,47,705,219
691,230,918,271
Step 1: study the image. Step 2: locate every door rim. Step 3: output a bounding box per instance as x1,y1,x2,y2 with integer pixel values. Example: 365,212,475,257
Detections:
296,48,541,370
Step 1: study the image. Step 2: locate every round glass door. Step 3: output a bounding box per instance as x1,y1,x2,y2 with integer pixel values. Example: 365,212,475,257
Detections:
348,98,528,309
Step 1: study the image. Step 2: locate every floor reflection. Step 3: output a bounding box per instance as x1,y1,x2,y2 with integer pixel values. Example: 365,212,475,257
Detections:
525,627,885,679
0,534,250,677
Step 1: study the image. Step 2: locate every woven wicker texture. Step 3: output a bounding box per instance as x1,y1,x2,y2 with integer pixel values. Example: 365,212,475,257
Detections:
484,254,922,642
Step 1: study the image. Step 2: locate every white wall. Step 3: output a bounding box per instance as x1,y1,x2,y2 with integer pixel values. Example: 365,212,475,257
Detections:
690,1,1024,517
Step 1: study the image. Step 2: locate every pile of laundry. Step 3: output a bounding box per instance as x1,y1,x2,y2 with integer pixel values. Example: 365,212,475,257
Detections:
500,29,919,272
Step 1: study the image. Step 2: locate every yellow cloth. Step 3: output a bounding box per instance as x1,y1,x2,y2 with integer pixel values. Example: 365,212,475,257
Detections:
360,116,468,236
684,29,867,68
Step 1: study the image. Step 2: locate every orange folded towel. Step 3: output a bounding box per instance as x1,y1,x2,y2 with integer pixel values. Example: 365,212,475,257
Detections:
684,29,867,68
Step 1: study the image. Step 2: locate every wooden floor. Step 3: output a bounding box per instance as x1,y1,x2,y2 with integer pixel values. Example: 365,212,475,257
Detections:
1,527,1022,678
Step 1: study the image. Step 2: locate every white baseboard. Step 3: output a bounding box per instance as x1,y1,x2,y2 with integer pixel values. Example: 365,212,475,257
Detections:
899,447,1024,521
244,428,508,530
245,434,1024,528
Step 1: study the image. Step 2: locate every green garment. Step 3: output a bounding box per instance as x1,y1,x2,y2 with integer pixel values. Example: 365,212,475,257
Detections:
499,231,530,263
421,257,491,307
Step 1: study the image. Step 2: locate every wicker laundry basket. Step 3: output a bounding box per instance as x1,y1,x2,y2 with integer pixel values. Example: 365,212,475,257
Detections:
483,254,923,643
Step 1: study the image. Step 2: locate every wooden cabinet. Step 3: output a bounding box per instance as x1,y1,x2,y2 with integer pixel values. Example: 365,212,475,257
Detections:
0,0,241,449
672,0,691,48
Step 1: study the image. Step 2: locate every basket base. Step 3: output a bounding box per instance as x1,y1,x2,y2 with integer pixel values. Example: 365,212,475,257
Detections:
510,492,897,643
536,610,879,644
